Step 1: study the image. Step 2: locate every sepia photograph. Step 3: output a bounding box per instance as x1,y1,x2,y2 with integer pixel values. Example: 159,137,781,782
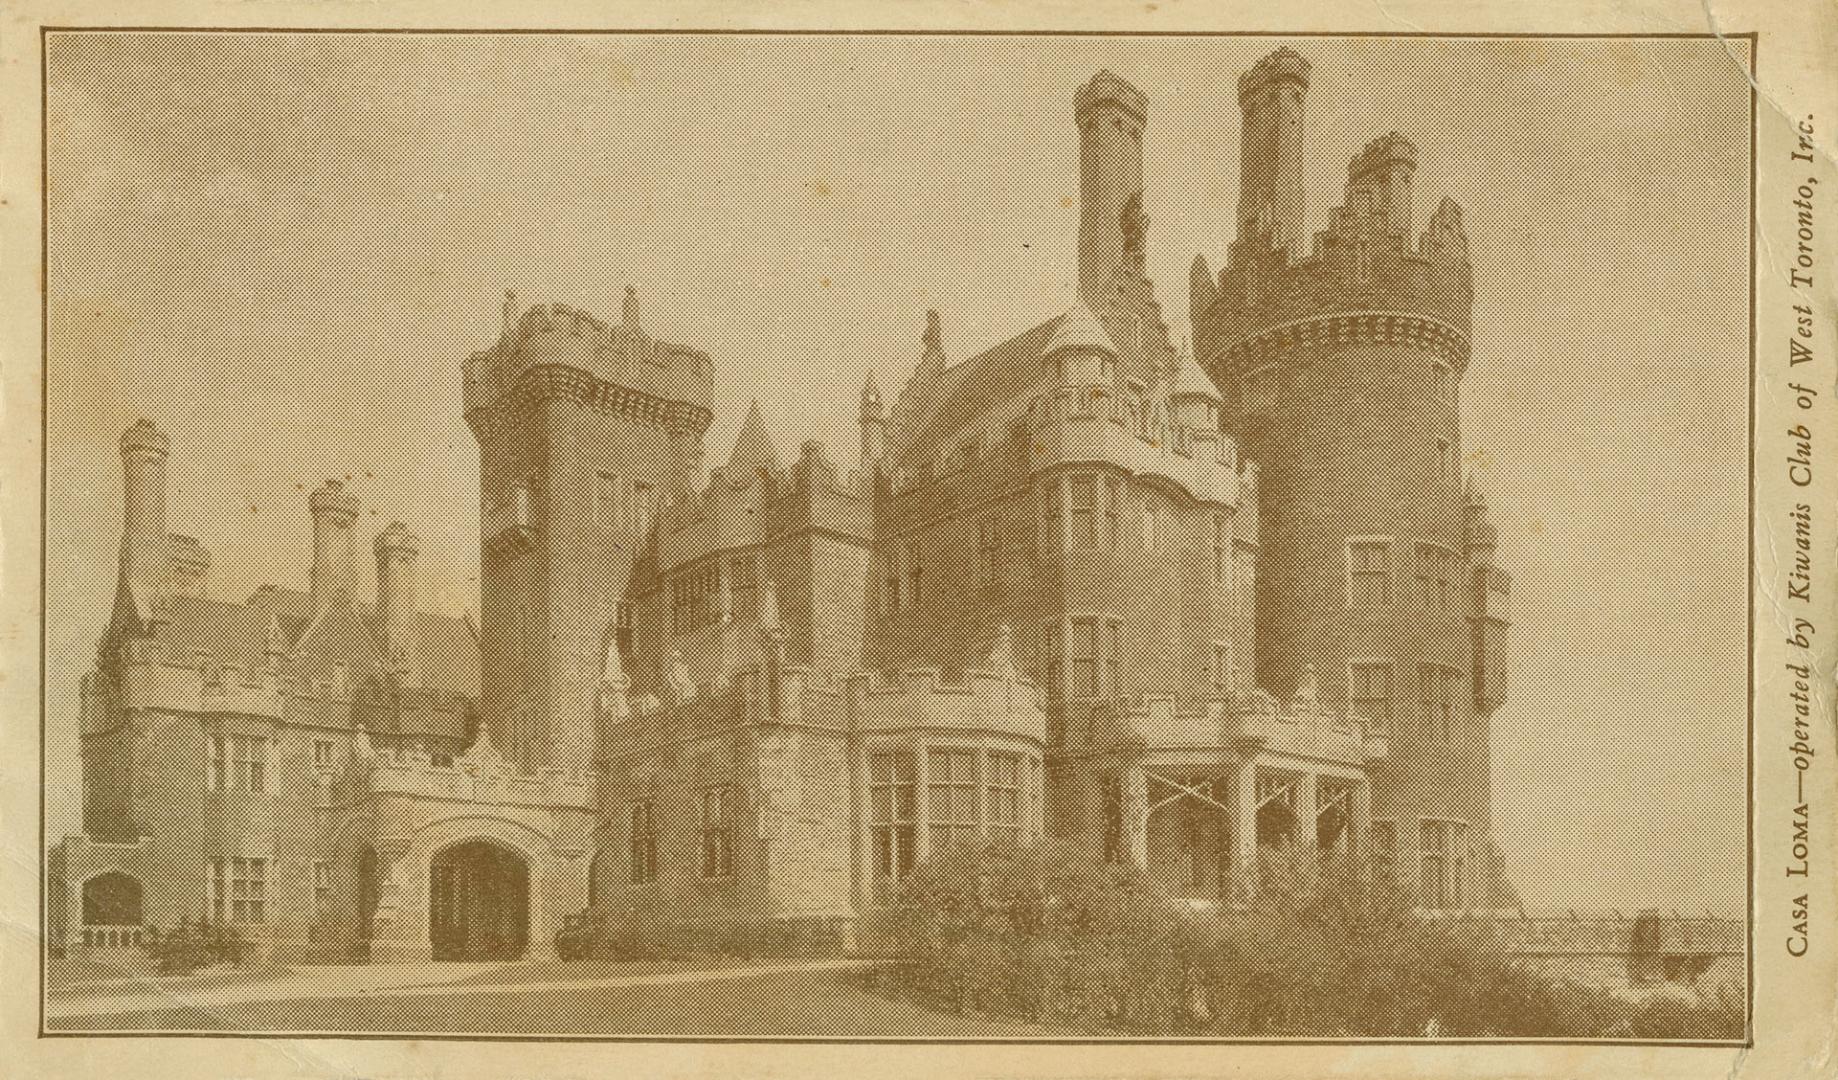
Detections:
36,28,1758,1043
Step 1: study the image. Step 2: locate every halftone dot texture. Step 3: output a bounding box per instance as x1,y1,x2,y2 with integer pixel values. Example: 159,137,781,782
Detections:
44,32,1750,1039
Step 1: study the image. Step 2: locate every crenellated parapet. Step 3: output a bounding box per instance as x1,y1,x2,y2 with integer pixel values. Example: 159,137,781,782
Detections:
464,294,715,442
1197,213,1473,380
1095,682,1384,768
361,726,593,811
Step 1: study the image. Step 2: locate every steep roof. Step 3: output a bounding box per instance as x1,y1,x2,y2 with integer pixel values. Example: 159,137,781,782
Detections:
1171,349,1222,401
896,313,1066,465
147,585,481,700
1043,304,1115,357
726,400,782,482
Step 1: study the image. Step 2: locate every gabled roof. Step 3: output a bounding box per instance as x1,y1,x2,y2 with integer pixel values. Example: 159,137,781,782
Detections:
136,584,483,700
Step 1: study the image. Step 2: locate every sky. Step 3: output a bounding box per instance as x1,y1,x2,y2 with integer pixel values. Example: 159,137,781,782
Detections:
43,32,1754,914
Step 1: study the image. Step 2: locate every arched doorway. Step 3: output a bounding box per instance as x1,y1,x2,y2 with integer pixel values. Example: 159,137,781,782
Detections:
80,872,143,949
430,840,529,961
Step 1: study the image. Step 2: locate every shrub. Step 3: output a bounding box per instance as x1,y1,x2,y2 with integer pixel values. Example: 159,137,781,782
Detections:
560,903,850,962
877,842,1745,1039
141,918,249,975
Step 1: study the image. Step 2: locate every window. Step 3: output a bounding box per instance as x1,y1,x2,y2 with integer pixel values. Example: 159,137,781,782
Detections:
1417,665,1459,740
700,786,736,879
1419,820,1467,909
1350,662,1393,735
1040,478,1061,544
1101,775,1125,863
209,857,266,924
671,564,721,633
1435,438,1453,483
1348,540,1391,607
1105,476,1123,550
1069,475,1098,547
976,518,1003,603
1212,512,1228,584
730,554,758,622
631,482,656,539
869,752,917,895
313,739,334,769
236,736,266,793
513,480,534,528
907,547,923,607
1371,820,1397,888
1043,622,1064,699
926,748,978,852
594,472,619,530
210,735,267,792
1070,619,1101,699
1103,620,1121,698
1415,543,1455,613
614,600,634,664
987,752,1023,846
630,801,658,884
313,860,332,921
1212,641,1234,698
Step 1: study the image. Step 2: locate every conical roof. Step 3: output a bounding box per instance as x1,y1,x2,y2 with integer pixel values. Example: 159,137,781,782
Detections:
1171,349,1222,401
727,400,781,481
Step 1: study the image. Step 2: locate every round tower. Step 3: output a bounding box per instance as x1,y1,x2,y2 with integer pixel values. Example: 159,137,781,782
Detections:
1235,47,1310,259
1193,49,1503,909
118,419,171,598
375,522,420,677
1075,71,1148,308
308,479,360,612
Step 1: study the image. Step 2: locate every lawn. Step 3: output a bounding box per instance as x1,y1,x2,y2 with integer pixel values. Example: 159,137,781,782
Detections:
47,969,1048,1037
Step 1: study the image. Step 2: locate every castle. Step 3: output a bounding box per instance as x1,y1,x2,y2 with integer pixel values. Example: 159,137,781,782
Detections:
50,49,1514,963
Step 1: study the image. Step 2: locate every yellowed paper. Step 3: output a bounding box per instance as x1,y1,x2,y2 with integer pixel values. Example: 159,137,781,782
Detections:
2,1,1833,1077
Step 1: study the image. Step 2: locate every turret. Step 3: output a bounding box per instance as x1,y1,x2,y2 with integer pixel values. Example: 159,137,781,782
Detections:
1045,305,1117,388
1168,347,1223,437
167,535,210,599
118,420,171,600
1235,47,1311,259
1346,132,1417,238
859,372,888,475
374,522,419,677
308,479,359,612
1076,71,1148,307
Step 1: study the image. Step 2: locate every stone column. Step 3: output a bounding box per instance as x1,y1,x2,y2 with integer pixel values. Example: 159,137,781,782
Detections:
1231,760,1258,897
1353,779,1374,862
1123,763,1150,869
1296,772,1318,851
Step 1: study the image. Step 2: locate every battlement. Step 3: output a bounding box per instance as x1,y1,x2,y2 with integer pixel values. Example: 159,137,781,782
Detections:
1195,212,1473,376
1349,131,1417,181
848,658,1047,746
466,295,715,436
1238,46,1311,102
363,728,593,811
1097,685,1381,767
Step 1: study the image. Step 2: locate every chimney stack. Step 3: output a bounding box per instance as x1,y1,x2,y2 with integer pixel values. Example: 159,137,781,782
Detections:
1235,48,1311,258
118,420,171,599
375,522,419,677
1075,71,1148,308
308,480,359,612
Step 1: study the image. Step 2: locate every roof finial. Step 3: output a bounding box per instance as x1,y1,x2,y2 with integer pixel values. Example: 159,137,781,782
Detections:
622,285,640,328
923,309,942,352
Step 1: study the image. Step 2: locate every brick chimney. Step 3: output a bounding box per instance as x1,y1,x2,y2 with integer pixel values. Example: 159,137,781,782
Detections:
374,522,419,677
308,480,359,612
